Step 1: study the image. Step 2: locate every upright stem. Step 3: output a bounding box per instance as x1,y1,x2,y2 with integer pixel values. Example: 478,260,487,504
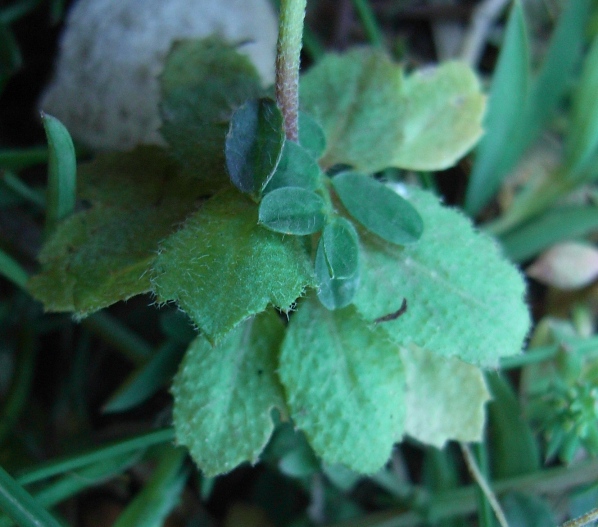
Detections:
276,0,307,142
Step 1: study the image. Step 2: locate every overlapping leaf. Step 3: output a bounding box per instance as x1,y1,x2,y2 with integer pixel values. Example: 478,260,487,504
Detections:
300,48,484,173
28,148,203,316
152,189,315,343
279,295,405,473
159,37,262,188
402,345,490,446
354,186,530,366
173,311,287,476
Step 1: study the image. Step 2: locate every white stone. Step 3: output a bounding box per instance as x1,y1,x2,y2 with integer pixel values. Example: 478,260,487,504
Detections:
40,0,278,150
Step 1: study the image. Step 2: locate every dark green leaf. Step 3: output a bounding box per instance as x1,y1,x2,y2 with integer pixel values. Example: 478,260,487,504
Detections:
322,217,359,279
263,140,321,193
279,295,405,473
315,237,359,310
298,112,326,160
465,1,530,215
153,189,315,343
486,373,540,479
42,113,76,234
28,148,203,316
226,98,285,195
173,311,287,476
0,248,28,290
332,172,423,245
259,187,326,235
159,38,262,188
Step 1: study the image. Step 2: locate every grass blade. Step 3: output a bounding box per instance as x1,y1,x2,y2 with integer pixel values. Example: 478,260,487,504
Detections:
2,172,45,209
465,1,530,216
103,341,186,413
16,428,174,486
0,465,61,527
112,447,188,527
499,205,598,263
0,148,48,171
41,113,76,235
0,249,28,290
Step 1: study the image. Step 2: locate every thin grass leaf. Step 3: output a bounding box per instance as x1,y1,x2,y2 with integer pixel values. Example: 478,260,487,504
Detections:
112,447,188,527
0,147,48,171
16,428,174,486
0,465,61,527
103,341,186,413
0,249,28,290
465,1,530,215
2,172,45,209
351,0,384,48
499,205,598,263
41,113,76,235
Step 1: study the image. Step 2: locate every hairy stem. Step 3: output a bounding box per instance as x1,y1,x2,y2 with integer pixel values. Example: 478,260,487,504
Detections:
276,0,307,141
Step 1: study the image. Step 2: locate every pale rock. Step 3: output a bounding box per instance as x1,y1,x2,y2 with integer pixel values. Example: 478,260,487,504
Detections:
40,0,278,150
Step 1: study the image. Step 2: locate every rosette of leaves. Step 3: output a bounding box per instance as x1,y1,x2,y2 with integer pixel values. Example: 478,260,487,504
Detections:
29,39,530,475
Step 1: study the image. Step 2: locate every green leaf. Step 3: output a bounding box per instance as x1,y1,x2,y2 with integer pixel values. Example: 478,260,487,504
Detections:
172,311,287,476
258,187,326,235
298,112,326,160
354,186,530,366
0,248,28,290
499,205,598,263
301,49,484,173
225,98,285,195
402,345,490,447
501,492,556,527
42,113,76,234
263,140,321,193
486,373,540,479
112,447,188,527
159,38,262,188
28,148,202,316
465,1,530,215
322,217,359,279
566,34,598,178
279,295,405,473
332,172,423,245
315,236,359,310
0,465,62,527
153,189,315,343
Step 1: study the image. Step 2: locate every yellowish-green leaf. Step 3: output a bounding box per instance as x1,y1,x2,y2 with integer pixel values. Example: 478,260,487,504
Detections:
300,49,484,173
28,148,202,316
279,295,405,473
152,189,315,343
354,186,530,366
172,311,287,476
402,345,490,447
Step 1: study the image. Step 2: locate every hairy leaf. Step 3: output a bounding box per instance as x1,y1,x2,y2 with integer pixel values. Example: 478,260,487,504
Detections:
354,186,530,366
153,189,315,343
173,311,287,476
159,38,262,188
29,148,202,316
402,345,490,447
279,295,405,473
332,172,423,245
225,98,285,195
258,187,326,235
301,49,484,173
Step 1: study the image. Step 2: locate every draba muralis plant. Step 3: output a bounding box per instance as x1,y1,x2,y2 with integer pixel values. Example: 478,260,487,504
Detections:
28,0,530,475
